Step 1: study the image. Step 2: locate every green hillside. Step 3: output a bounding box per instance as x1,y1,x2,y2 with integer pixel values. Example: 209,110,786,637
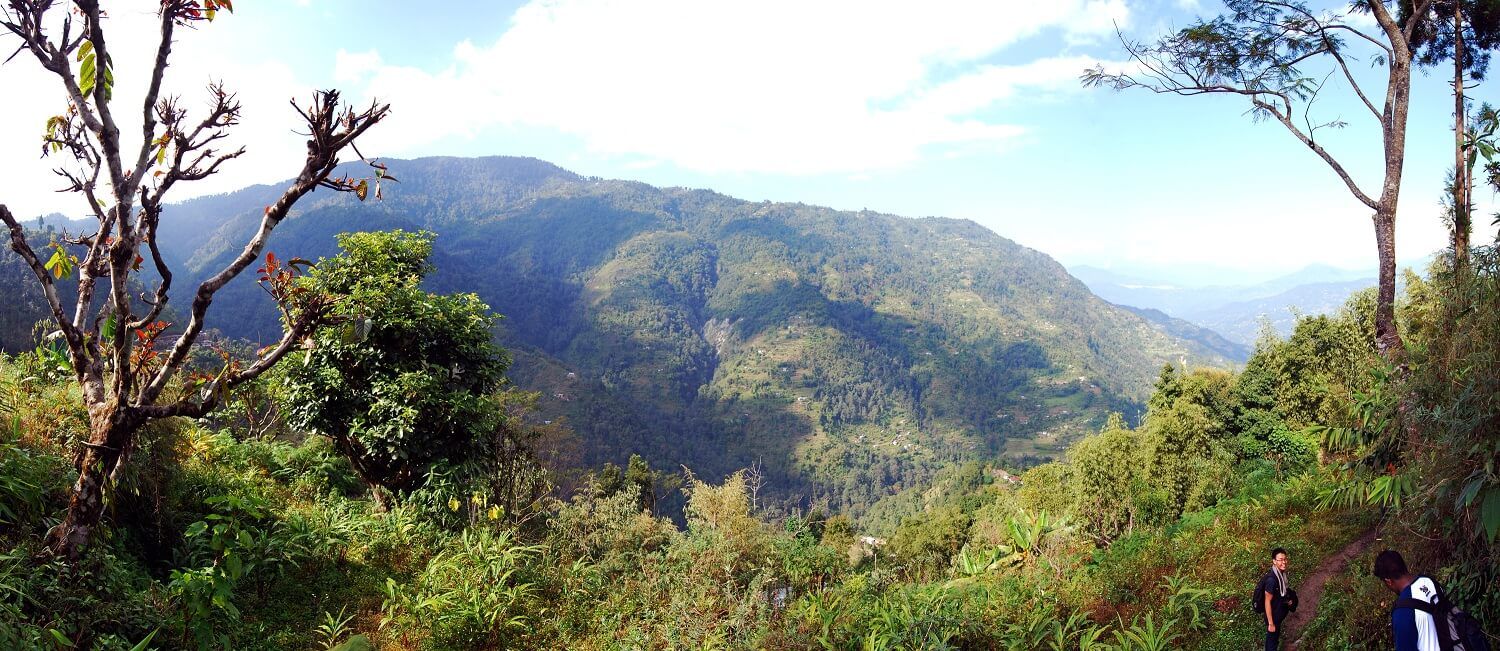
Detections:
3,156,1234,522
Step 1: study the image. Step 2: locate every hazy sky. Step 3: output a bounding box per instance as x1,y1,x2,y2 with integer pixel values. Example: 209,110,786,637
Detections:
0,0,1489,285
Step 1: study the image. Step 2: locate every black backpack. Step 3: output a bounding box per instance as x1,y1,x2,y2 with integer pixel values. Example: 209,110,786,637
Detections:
1391,577,1491,651
1251,575,1298,614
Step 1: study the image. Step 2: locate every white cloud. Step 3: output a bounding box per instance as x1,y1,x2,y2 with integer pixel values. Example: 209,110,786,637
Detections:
1065,0,1132,45
335,49,384,84
904,56,1118,117
0,0,1138,217
338,0,1132,175
1333,6,1381,31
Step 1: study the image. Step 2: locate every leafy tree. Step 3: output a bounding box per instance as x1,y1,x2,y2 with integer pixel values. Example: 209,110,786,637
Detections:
590,453,674,513
1067,421,1149,542
1246,295,1379,429
1084,0,1440,358
887,505,972,580
1231,348,1290,458
682,471,773,583
624,454,657,513
1017,462,1074,516
280,231,508,508
0,0,388,558
1141,368,1238,518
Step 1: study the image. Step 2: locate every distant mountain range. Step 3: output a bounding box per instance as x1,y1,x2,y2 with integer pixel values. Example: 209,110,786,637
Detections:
1071,264,1380,346
1112,305,1253,362
2,156,1239,523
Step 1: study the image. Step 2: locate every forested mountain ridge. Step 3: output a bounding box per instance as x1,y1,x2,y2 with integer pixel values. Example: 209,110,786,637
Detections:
1113,303,1252,362
2,156,1234,521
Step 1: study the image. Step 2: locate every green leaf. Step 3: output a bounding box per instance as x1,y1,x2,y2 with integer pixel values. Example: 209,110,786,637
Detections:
103,58,113,101
329,635,374,651
44,245,76,279
1458,476,1485,509
76,40,93,62
78,52,96,96
127,629,159,651
48,628,74,648
1482,486,1500,543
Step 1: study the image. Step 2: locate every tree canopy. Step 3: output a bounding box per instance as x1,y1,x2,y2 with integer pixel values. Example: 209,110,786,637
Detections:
280,230,509,504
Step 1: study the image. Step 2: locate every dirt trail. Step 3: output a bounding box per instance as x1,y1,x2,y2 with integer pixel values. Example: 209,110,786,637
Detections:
1284,528,1380,650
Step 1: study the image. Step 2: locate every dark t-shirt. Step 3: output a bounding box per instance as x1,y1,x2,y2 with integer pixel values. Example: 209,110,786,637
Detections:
1259,571,1291,622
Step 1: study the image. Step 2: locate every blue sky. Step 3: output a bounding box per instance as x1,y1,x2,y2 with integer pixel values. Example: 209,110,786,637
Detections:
1,0,1489,286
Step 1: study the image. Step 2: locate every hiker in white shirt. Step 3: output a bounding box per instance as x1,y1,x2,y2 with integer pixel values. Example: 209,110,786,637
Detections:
1374,550,1440,651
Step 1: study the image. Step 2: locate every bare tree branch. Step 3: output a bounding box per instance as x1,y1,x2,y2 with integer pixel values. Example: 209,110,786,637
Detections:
141,91,389,405
1083,2,1388,210
127,9,177,190
1254,1,1383,121
1257,99,1380,209
139,310,319,419
1404,0,1440,44
1326,23,1393,55
127,201,172,331
139,88,247,217
72,1,126,200
1326,39,1383,121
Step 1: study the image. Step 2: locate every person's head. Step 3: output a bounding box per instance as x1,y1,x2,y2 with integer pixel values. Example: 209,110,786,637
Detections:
1373,550,1411,593
1270,547,1288,571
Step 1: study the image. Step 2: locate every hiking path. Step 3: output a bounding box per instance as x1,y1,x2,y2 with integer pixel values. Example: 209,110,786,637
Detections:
1285,528,1380,650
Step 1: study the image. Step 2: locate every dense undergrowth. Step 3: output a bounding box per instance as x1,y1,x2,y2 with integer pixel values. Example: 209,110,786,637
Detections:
0,370,1369,649
1,242,1497,650
0,335,1374,649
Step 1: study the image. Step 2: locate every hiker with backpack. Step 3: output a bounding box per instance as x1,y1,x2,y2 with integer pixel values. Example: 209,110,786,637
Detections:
1373,549,1491,651
1256,547,1299,650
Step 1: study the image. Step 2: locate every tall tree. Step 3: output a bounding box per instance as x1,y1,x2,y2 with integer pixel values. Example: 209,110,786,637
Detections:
1406,0,1500,266
0,0,388,559
1084,0,1437,359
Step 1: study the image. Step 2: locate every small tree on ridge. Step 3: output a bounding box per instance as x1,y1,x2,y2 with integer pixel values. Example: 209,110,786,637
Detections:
279,230,510,509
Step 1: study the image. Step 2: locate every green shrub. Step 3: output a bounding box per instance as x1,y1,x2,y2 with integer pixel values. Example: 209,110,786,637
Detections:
381,528,544,650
